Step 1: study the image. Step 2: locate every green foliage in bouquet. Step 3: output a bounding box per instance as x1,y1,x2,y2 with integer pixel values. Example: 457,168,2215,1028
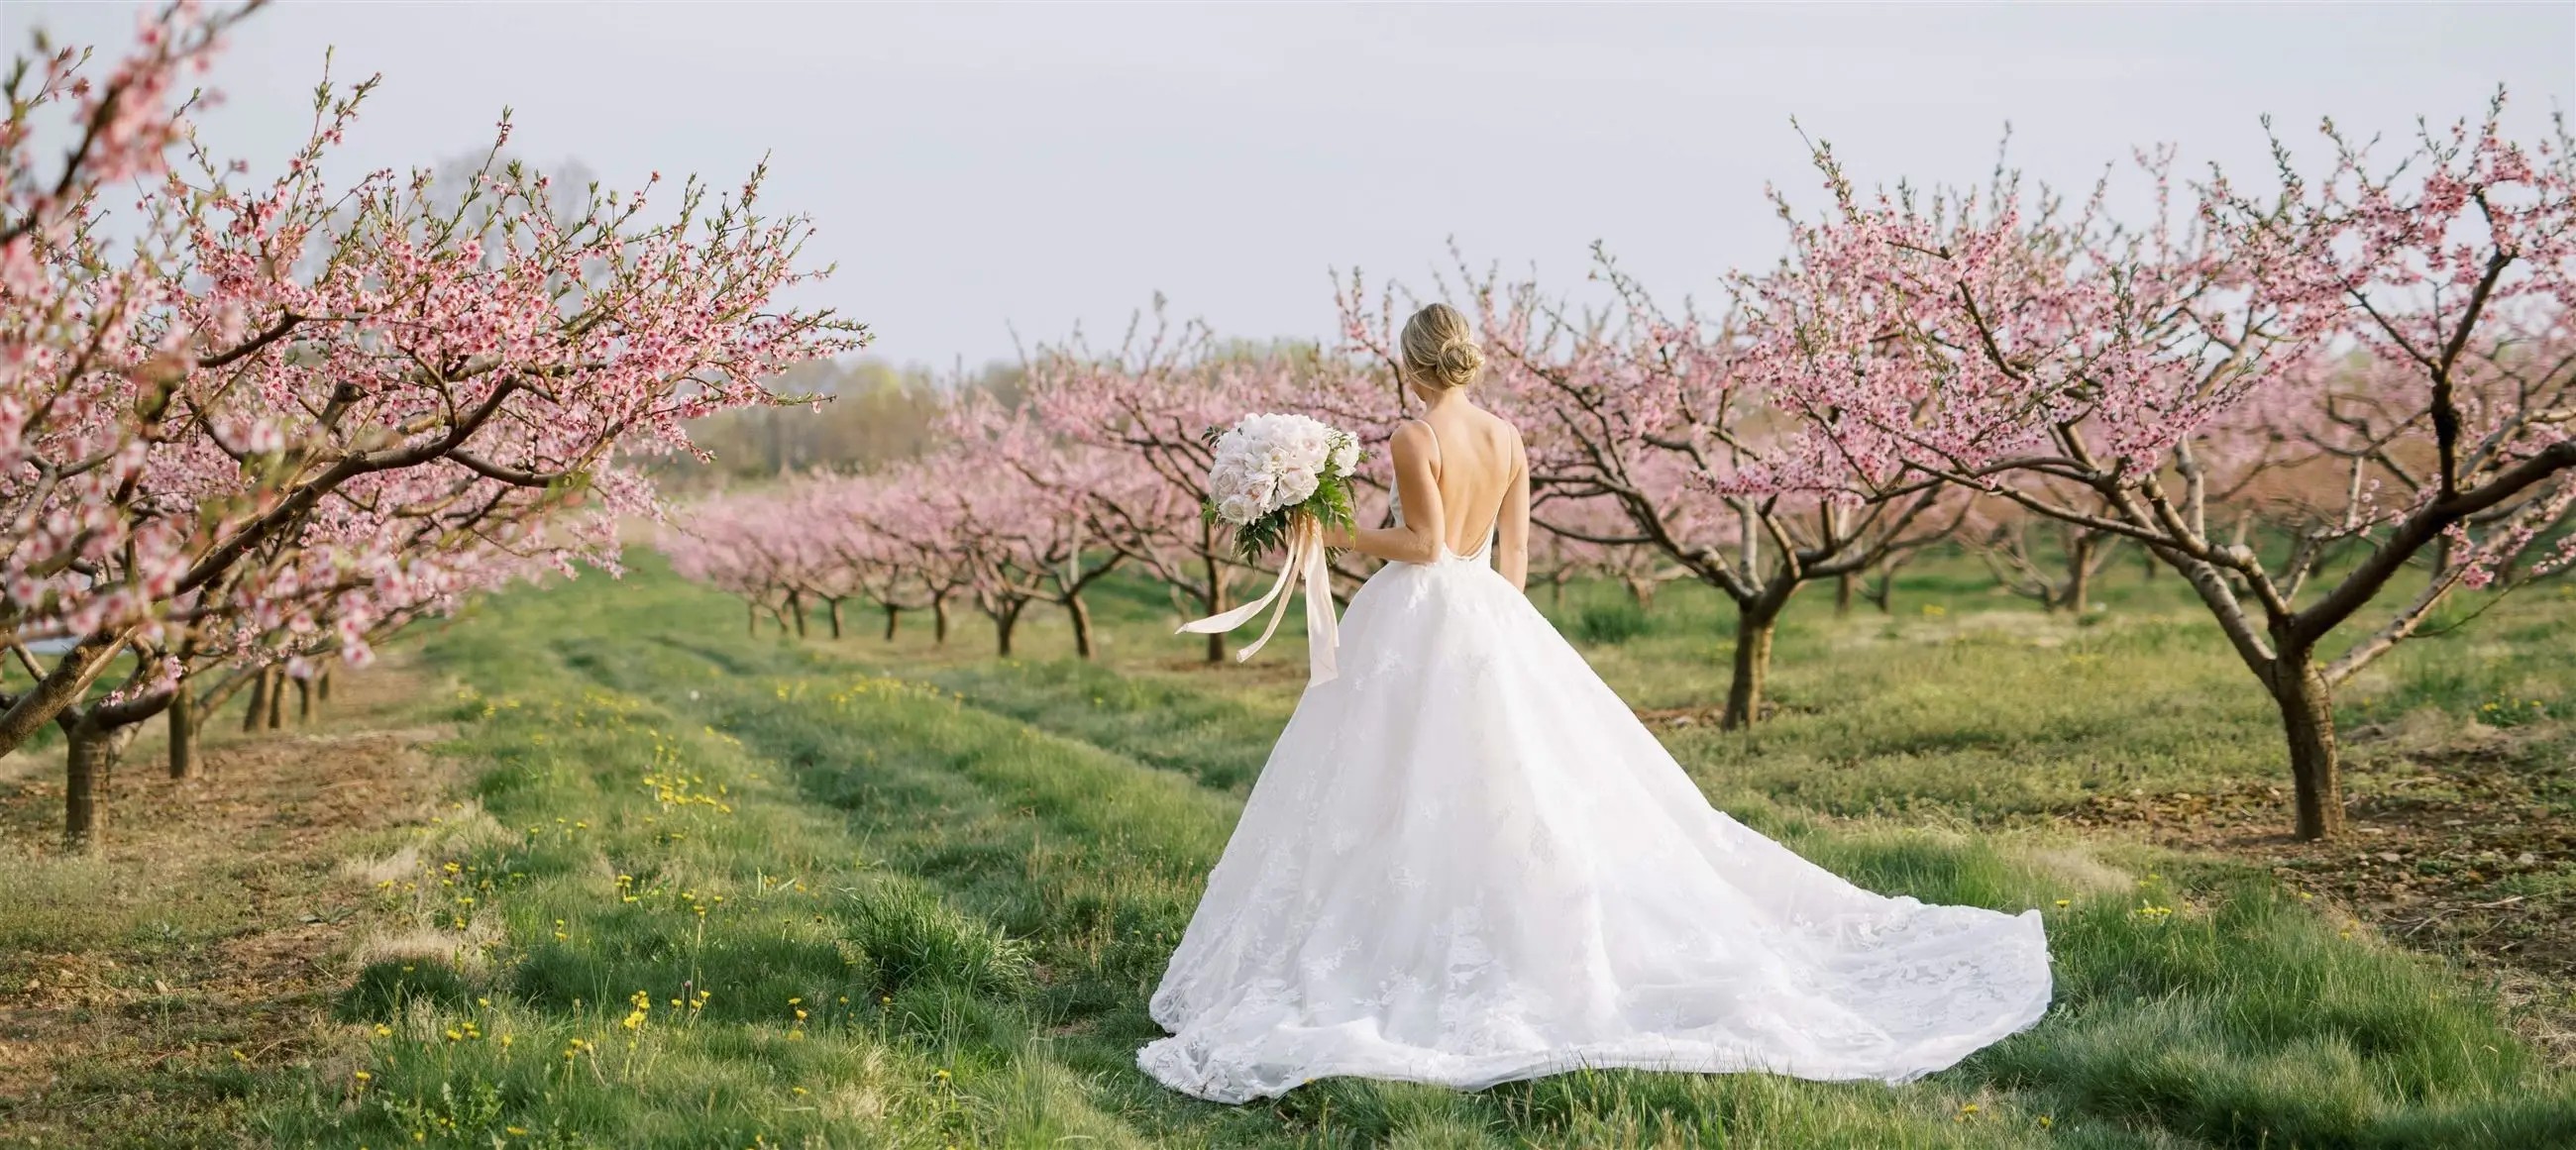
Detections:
1215,476,1357,563
1201,423,1363,563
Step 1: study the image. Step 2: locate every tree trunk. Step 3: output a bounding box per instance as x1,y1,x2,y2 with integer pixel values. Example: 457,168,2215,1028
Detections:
294,676,312,724
826,597,844,640
315,667,332,703
884,602,901,641
1624,576,1654,611
1550,573,1566,611
789,591,807,639
1868,565,1896,615
1835,571,1857,618
1721,592,1790,730
1202,553,1229,663
62,721,134,852
265,670,285,730
748,599,760,636
2270,656,2347,840
242,668,270,734
168,686,200,781
1067,595,1096,660
2059,535,2096,615
995,600,1024,658
932,594,950,646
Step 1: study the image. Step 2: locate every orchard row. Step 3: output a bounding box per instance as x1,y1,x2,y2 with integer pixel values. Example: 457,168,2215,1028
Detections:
666,103,2574,843
1,5,863,848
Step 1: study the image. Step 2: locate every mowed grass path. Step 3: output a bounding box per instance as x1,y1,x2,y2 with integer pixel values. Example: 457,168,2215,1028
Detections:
232,559,2576,1149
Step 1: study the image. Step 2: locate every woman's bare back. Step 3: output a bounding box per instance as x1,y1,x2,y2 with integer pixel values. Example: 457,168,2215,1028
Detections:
1323,301,1533,587
1413,408,1522,556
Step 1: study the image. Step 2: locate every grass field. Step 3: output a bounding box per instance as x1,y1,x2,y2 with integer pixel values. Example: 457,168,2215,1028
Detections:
4,552,2574,1148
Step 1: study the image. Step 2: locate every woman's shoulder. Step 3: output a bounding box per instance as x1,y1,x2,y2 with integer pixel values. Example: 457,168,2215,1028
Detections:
1394,409,1518,457
1471,407,1524,450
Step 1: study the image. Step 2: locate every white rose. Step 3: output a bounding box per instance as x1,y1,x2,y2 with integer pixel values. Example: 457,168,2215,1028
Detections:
1204,414,1360,522
1297,422,1332,459
1277,468,1319,505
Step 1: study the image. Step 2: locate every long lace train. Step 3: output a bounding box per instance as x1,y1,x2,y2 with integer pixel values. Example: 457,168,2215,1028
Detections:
1138,536,2051,1103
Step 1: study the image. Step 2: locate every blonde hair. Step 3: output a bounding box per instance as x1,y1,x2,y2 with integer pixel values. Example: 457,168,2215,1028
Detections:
1399,303,1485,390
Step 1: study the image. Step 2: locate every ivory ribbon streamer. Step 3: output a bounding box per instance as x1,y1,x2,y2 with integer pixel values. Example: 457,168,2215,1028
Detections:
1178,515,1340,684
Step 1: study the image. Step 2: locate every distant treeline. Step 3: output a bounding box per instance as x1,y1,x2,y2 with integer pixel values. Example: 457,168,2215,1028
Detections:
660,337,1328,489
650,359,1015,488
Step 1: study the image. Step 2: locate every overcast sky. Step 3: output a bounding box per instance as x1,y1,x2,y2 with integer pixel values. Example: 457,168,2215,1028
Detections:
17,2,2575,369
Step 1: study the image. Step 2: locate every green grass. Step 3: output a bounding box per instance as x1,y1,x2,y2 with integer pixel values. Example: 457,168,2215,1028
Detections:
216,555,2576,1148
1575,599,1655,645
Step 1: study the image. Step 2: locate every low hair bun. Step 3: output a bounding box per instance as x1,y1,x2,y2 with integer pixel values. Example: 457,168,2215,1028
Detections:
1437,341,1486,388
1399,303,1484,390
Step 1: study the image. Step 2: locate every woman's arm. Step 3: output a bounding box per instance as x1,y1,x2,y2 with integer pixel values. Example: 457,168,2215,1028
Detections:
1324,421,1444,566
1496,430,1532,591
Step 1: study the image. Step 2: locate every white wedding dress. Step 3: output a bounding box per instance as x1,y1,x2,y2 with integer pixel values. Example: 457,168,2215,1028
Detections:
1139,473,2052,1104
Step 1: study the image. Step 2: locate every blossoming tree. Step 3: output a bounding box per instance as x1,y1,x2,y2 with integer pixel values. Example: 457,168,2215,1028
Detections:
1018,318,1381,659
1766,104,2573,838
1365,252,1964,728
938,391,1140,658
2,5,864,847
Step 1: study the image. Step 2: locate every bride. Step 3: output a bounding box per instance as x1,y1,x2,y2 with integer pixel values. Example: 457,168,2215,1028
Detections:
1138,304,2052,1104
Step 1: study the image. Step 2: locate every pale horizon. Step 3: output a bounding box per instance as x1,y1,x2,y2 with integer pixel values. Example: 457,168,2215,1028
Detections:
16,1,2574,370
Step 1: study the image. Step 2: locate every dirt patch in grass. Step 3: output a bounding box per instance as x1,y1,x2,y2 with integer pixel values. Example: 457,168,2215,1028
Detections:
2065,715,2576,1062
1635,700,1821,728
0,659,452,1147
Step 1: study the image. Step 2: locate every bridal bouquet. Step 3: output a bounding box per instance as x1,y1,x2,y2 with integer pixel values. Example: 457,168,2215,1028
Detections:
1201,413,1363,560
1182,413,1362,684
